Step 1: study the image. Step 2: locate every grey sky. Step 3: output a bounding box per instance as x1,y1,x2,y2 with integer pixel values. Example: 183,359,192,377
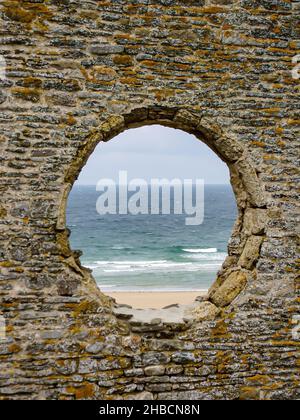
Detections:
76,125,230,185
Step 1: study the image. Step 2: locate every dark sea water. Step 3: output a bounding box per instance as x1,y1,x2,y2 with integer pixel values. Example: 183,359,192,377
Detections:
67,185,237,292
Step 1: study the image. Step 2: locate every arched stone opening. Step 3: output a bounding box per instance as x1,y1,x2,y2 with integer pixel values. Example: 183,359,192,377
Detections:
56,107,268,327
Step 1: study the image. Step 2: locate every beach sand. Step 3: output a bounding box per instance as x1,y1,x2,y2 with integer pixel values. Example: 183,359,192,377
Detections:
106,291,207,309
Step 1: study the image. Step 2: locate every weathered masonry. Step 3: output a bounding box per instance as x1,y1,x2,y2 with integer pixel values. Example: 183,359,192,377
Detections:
0,0,299,400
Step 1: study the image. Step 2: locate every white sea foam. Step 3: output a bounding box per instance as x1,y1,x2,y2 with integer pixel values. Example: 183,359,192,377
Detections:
85,264,99,269
184,252,227,261
182,248,218,253
85,257,224,274
97,260,168,266
85,260,167,270
86,260,221,275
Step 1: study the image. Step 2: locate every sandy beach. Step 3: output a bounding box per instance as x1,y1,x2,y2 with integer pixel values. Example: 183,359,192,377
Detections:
106,291,207,309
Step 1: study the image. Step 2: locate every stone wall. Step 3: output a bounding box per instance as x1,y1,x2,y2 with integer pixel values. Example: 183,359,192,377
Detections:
0,0,299,400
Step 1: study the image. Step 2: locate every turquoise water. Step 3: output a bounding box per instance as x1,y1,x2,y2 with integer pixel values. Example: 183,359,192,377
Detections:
67,185,237,292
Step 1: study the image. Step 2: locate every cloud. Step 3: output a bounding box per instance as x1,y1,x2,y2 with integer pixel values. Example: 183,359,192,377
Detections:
77,125,230,185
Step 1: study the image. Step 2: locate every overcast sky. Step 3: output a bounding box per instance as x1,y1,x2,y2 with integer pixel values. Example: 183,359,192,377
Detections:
76,125,230,185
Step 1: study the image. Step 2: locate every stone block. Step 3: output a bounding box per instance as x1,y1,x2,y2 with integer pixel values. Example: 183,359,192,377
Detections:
238,236,264,269
209,271,248,307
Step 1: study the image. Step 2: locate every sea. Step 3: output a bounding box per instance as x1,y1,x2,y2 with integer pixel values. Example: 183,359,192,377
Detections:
67,185,237,292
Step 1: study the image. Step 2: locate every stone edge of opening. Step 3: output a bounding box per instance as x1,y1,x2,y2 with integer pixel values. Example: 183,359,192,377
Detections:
57,106,269,329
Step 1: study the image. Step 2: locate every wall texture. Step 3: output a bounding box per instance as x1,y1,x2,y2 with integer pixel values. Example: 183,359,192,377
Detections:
0,0,299,400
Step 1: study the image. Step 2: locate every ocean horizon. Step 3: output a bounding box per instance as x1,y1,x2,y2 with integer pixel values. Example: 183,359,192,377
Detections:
67,184,237,292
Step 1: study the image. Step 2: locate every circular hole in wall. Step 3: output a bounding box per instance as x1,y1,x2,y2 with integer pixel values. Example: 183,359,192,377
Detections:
66,125,237,311
59,108,267,326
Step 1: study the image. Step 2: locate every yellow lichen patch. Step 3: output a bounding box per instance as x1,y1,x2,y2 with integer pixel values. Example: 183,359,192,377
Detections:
275,127,284,135
5,325,14,334
201,6,228,14
2,301,18,308
0,207,7,218
33,20,49,32
271,339,298,347
12,87,41,103
56,231,72,257
289,41,299,50
153,89,173,102
0,261,14,268
247,374,272,386
239,387,260,400
272,26,281,35
240,354,251,365
66,383,95,400
277,140,286,148
167,62,190,71
21,77,43,89
113,55,133,66
73,300,100,316
3,0,53,28
65,114,77,126
8,344,21,354
263,154,277,161
287,119,300,126
118,358,131,369
120,77,142,86
3,2,38,23
261,108,281,114
124,4,140,14
114,34,132,42
251,141,266,148
215,350,232,374
80,68,91,81
81,66,117,84
139,60,160,69
210,318,232,339
79,10,96,19
271,83,284,90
